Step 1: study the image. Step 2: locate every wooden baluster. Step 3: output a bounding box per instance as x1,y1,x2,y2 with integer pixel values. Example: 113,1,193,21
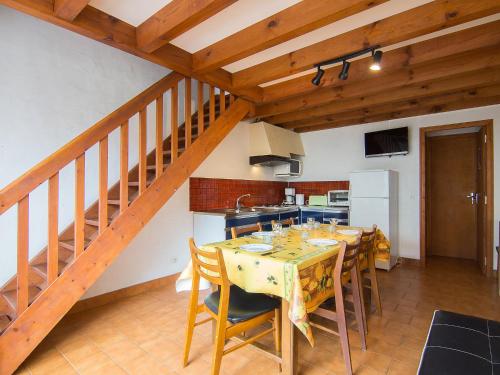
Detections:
156,96,163,179
74,154,85,257
198,81,204,135
99,136,108,234
120,121,129,213
209,85,215,126
185,77,192,148
47,172,59,283
230,94,235,105
220,90,226,115
171,82,178,162
17,195,29,315
139,108,147,194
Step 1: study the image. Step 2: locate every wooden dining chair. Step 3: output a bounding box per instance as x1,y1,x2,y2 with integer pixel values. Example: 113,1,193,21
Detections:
359,225,382,316
184,238,281,375
230,222,262,239
271,217,294,227
309,238,366,375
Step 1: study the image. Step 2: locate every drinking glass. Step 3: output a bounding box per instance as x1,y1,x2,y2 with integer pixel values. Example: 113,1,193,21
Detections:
307,217,315,230
329,218,338,234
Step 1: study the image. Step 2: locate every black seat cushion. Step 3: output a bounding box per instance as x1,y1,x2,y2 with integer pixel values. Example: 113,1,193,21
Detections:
418,310,500,375
204,285,280,324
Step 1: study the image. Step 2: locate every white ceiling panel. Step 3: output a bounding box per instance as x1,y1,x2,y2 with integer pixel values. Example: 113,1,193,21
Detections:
89,0,174,26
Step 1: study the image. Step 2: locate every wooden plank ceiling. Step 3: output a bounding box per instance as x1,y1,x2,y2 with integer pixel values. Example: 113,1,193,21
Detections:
2,0,500,132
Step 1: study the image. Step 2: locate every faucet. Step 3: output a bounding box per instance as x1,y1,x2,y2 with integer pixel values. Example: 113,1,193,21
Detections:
235,194,251,213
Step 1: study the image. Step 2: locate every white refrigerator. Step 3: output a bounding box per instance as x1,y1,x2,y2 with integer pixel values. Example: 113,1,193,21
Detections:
349,170,398,270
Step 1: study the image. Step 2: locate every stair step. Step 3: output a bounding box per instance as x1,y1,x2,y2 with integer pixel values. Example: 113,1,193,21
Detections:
163,148,185,155
146,164,170,171
0,314,12,333
2,285,41,311
32,260,68,278
60,239,91,251
128,179,154,187
85,217,113,227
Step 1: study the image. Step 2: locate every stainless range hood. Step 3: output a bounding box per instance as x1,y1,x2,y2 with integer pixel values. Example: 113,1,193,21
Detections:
249,122,305,166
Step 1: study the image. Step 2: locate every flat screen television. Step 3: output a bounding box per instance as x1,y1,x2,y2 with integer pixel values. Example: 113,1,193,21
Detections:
364,126,409,157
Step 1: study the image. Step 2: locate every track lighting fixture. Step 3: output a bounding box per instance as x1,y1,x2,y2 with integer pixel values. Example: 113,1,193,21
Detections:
370,50,383,71
338,60,350,80
311,45,381,85
311,67,325,86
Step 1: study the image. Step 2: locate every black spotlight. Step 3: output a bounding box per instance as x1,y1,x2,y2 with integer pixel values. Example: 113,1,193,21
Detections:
311,67,325,86
370,50,383,71
338,60,350,80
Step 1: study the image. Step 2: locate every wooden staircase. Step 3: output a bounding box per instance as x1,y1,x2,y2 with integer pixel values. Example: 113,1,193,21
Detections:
0,72,252,374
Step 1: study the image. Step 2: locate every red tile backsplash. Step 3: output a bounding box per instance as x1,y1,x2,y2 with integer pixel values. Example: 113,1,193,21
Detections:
190,178,349,211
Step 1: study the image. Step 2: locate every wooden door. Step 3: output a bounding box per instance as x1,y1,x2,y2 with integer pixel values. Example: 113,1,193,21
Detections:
427,133,478,259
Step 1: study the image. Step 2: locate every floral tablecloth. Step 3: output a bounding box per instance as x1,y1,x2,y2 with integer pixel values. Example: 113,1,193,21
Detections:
191,225,390,346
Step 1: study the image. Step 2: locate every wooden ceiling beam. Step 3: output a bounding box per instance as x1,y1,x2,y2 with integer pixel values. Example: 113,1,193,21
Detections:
256,45,500,118
283,85,500,130
261,20,500,103
264,68,500,124
0,0,262,101
192,0,388,73
137,0,237,53
53,0,88,21
232,0,500,88
295,93,500,133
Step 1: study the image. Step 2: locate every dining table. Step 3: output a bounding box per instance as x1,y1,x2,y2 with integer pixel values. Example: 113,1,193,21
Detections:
193,224,390,375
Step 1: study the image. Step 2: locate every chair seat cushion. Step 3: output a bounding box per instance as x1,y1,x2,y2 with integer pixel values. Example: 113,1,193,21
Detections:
204,285,280,324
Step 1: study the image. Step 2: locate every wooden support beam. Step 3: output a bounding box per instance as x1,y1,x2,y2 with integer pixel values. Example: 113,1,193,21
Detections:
74,154,85,257
283,85,500,130
47,172,59,283
119,122,129,213
16,196,29,316
192,0,387,73
53,0,89,21
0,99,253,375
171,82,179,161
266,68,500,124
257,45,500,117
156,95,164,179
137,0,236,53
0,0,261,101
232,0,500,88
262,20,500,103
98,136,108,234
185,78,192,147
295,94,500,133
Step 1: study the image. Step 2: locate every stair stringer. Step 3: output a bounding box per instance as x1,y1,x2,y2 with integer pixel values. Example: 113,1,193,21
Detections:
0,98,252,375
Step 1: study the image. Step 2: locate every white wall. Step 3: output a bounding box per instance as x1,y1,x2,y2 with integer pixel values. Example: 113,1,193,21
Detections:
298,105,500,268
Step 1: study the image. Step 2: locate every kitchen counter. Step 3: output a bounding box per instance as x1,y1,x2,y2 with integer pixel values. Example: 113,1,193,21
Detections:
194,205,299,218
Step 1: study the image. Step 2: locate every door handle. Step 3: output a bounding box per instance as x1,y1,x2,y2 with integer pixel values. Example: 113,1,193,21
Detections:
466,192,479,205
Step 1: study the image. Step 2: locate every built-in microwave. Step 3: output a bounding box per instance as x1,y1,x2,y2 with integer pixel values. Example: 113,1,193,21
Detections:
274,159,303,177
327,190,350,206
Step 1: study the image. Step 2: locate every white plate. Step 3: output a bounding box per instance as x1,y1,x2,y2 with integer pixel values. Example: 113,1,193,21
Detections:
291,224,307,230
307,239,338,247
252,231,275,237
337,229,360,236
240,244,273,253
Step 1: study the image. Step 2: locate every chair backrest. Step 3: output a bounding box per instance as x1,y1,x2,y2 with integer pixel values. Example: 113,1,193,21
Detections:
359,224,377,257
334,237,361,281
230,222,262,239
189,238,229,287
271,218,294,228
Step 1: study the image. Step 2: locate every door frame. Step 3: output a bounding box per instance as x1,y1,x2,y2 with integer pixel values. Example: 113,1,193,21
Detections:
419,120,494,275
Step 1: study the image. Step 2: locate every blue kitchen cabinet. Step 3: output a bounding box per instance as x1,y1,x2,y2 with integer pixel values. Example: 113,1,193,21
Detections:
323,208,349,225
300,209,323,224
279,209,300,225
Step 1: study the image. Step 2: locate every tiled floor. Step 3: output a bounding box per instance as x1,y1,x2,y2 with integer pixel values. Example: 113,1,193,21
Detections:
15,257,500,375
